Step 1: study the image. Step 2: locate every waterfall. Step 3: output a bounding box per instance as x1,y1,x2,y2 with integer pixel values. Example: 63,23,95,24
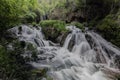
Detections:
9,25,120,80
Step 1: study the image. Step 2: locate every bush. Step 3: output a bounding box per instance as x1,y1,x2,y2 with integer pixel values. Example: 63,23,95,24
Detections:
40,20,66,31
0,0,40,35
97,14,120,47
68,21,85,30
0,41,33,80
39,20,68,43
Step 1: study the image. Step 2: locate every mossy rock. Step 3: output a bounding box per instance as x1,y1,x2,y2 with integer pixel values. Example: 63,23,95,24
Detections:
39,20,68,43
67,21,85,31
26,42,36,51
40,20,66,31
31,68,53,80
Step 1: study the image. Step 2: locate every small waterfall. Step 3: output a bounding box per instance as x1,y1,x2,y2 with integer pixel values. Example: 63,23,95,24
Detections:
9,25,120,80
9,25,49,47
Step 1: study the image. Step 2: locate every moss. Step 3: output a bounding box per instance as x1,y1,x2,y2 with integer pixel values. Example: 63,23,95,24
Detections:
97,15,117,30
67,21,85,31
32,22,37,26
26,43,36,50
39,20,68,43
40,20,66,31
32,68,47,76
31,68,53,80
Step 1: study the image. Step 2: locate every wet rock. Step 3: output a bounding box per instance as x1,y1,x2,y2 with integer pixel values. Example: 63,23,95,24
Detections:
101,67,120,80
18,26,22,34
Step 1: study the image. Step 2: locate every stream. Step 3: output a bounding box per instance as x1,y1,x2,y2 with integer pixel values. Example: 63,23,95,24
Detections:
9,25,120,80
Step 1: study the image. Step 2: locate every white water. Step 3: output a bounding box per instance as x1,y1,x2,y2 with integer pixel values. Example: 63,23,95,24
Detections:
9,25,120,80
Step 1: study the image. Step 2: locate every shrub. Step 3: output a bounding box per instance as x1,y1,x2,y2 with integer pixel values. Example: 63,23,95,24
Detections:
97,14,120,47
67,21,85,30
0,40,36,80
40,20,66,31
39,20,68,43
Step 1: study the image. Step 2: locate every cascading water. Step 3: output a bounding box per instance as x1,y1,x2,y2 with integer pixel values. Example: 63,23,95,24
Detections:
9,25,120,80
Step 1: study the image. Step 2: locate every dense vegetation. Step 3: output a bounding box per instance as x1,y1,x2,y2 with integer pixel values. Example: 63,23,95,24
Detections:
0,0,120,80
0,0,66,34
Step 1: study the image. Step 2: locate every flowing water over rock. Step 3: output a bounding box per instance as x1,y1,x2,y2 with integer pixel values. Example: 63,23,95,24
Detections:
9,25,120,80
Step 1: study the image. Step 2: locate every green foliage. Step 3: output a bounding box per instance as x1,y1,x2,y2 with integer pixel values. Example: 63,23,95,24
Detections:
97,14,120,47
40,20,66,31
23,12,37,23
0,0,73,31
39,20,68,43
0,42,32,80
0,38,52,80
67,21,85,30
20,0,40,23
0,0,21,30
87,0,120,47
48,0,86,22
0,0,40,32
31,68,53,80
97,15,117,30
38,0,62,15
